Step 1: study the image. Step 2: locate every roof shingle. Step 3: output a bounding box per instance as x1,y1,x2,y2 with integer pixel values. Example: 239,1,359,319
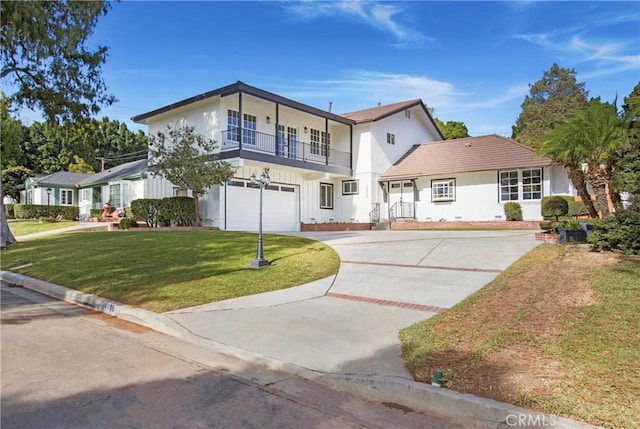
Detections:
380,135,552,180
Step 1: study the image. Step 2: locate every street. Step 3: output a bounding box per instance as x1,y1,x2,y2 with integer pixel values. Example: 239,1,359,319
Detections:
0,283,458,429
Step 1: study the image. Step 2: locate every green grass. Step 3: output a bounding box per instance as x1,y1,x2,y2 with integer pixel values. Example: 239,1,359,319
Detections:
8,219,80,236
399,245,640,428
0,230,339,312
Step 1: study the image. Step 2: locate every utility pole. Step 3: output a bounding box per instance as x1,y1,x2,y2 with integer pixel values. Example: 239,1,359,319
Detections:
97,157,105,172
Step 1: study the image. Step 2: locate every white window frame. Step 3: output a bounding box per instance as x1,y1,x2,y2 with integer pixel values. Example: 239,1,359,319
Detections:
342,180,359,195
522,168,542,200
310,128,320,155
321,131,330,157
320,183,333,209
431,179,455,202
227,109,240,142
387,133,395,145
60,189,73,205
499,168,543,202
243,113,257,145
499,170,519,202
109,183,121,207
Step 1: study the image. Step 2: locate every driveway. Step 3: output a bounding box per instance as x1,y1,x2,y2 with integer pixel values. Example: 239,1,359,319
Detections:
166,230,540,378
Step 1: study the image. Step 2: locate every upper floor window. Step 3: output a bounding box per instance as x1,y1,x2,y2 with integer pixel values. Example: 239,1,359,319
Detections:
342,180,359,195
387,133,395,145
321,131,330,157
243,113,257,145
404,110,411,119
227,110,240,142
432,179,455,202
310,128,320,155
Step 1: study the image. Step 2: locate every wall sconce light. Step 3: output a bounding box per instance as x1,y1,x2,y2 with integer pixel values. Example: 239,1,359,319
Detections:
266,116,271,124
304,126,308,133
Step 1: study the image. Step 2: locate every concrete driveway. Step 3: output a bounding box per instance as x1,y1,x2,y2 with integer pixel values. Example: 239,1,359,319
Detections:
166,230,540,379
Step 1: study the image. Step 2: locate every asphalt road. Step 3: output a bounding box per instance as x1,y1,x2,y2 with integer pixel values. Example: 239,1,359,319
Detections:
0,283,459,429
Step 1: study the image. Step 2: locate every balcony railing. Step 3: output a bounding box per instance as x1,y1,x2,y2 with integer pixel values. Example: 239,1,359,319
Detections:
220,129,351,170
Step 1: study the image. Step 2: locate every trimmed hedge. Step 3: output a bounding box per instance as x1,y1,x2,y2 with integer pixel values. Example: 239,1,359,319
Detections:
541,196,568,220
589,199,640,255
541,195,588,218
13,204,79,220
130,197,195,227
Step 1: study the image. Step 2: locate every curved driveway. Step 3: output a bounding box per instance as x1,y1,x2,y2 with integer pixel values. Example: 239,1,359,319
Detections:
166,230,541,378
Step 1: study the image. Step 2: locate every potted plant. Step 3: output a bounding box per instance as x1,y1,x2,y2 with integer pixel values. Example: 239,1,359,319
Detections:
559,219,588,243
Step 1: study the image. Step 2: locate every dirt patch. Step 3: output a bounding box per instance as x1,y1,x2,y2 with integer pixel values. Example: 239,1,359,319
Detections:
412,247,621,406
86,312,152,334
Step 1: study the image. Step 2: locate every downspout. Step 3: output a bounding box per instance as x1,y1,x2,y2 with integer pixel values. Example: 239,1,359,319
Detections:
349,124,353,170
275,102,279,155
224,182,227,230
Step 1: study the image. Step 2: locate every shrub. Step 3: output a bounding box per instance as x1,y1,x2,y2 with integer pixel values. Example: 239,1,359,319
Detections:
118,218,138,230
5,203,15,219
13,204,78,220
503,202,523,221
541,195,588,218
539,220,563,233
130,197,195,227
37,216,57,223
563,219,581,229
589,199,640,255
541,196,569,220
90,209,102,218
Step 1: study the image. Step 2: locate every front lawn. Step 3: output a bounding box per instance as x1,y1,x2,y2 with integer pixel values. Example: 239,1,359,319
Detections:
0,230,339,312
400,244,640,428
8,219,79,236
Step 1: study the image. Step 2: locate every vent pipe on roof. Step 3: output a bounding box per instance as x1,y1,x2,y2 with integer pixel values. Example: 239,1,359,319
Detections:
328,101,332,113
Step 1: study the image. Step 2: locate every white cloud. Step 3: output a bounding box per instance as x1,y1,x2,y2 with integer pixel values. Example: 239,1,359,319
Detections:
282,0,428,45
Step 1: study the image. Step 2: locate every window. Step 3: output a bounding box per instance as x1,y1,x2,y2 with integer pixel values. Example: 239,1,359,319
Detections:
243,113,257,145
60,189,73,205
387,133,395,145
320,183,333,209
310,128,320,155
522,168,542,200
432,179,455,202
499,170,519,201
227,110,240,142
404,110,411,119
80,188,91,202
342,180,359,195
321,131,330,157
109,184,121,207
499,169,543,201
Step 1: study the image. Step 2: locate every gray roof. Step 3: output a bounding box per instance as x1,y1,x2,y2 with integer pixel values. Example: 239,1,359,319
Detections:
34,171,90,187
78,159,149,187
380,135,552,180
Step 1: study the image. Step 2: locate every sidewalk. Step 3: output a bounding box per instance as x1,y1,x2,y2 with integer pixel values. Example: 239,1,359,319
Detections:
0,229,598,429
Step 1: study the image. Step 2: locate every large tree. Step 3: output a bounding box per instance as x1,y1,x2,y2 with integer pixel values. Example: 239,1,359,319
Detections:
612,82,640,200
0,0,114,248
512,64,589,149
149,126,237,226
433,118,470,139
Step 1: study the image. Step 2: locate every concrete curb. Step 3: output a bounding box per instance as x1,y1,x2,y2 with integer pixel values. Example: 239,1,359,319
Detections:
0,270,602,429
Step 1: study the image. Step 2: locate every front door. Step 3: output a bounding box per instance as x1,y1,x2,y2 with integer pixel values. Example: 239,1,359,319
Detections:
388,180,414,218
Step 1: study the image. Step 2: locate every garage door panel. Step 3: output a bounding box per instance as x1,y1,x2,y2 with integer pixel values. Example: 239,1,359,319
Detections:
226,182,299,231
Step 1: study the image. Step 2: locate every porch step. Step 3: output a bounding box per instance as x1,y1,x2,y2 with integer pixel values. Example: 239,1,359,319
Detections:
372,221,390,230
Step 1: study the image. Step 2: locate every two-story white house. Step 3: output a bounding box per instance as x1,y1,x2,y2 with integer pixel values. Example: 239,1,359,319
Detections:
132,81,444,231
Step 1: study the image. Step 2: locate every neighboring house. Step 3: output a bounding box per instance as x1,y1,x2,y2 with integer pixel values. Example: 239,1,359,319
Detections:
76,159,149,220
21,171,90,208
131,81,444,231
379,135,572,221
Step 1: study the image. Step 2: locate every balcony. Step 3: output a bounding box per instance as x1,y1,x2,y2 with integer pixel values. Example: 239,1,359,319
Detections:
219,129,351,176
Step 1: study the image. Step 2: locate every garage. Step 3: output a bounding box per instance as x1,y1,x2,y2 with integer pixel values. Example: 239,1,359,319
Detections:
225,179,300,231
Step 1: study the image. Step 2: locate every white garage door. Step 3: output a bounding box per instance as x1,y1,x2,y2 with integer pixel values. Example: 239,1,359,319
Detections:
226,180,299,231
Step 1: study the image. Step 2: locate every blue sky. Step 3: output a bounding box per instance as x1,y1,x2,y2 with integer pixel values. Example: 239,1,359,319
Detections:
53,1,640,137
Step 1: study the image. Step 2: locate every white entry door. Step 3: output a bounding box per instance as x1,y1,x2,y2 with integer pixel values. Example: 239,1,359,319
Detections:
388,180,415,218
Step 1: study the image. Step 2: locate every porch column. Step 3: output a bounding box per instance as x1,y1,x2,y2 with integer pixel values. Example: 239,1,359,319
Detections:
238,91,243,151
325,118,329,166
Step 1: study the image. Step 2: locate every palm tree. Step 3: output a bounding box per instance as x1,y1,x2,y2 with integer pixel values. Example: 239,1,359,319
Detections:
538,120,599,218
540,98,627,218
